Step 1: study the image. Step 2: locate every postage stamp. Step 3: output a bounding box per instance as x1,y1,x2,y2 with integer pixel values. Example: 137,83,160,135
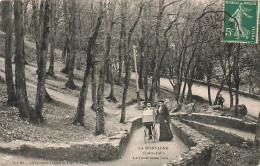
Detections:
223,0,259,43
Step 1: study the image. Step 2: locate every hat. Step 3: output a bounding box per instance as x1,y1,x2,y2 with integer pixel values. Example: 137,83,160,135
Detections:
158,99,164,103
145,101,152,105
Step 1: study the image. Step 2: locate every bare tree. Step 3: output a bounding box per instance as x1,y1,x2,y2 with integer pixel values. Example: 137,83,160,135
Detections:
34,0,52,123
120,1,143,123
32,0,53,102
65,0,77,89
3,1,17,105
106,1,117,102
117,0,127,85
47,2,58,77
73,0,104,126
61,0,70,74
255,111,260,155
14,0,35,121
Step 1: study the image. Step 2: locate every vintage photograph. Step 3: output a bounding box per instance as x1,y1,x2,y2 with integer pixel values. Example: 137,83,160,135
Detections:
0,0,259,165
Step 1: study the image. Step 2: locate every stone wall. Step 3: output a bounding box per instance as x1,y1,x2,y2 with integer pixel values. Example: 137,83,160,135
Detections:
0,117,142,162
181,119,254,148
174,113,256,133
166,119,214,166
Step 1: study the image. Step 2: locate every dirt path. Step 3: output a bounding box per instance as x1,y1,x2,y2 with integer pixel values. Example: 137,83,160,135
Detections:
0,126,188,166
159,77,260,118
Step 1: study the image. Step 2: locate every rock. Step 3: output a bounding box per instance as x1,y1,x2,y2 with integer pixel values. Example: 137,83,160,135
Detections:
182,102,195,114
212,105,222,110
230,104,248,117
206,107,214,113
166,100,181,113
192,95,208,103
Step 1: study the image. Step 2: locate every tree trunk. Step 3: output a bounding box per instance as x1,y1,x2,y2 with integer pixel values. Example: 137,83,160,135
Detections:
117,0,127,85
47,2,57,77
108,64,117,102
226,44,234,107
120,61,131,123
61,0,70,74
73,66,91,126
14,0,35,121
34,0,51,123
149,0,164,101
207,77,212,105
254,111,260,154
96,0,116,134
233,44,240,117
120,2,143,123
91,65,97,111
213,79,224,105
3,1,17,105
90,0,97,111
65,0,76,89
73,2,103,126
227,78,233,107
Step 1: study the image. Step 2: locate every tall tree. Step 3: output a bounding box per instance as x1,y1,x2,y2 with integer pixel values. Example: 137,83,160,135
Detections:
47,2,57,77
106,1,117,102
233,43,240,116
32,0,52,102
90,0,97,111
3,1,17,105
96,0,116,135
117,0,127,85
120,1,143,123
255,111,260,156
73,0,104,126
65,0,77,89
34,0,52,123
61,0,70,74
14,0,35,121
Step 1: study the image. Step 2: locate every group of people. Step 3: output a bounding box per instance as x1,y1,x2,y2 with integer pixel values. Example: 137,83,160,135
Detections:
143,94,226,142
143,100,173,142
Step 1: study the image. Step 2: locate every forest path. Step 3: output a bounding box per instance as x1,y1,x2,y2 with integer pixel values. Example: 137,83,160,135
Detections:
158,77,260,118
0,126,188,166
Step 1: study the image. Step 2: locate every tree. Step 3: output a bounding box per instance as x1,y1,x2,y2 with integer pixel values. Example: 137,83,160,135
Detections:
117,0,127,85
73,0,104,126
120,1,143,123
106,1,117,102
14,0,35,121
47,1,58,77
34,0,52,123
65,0,77,89
95,0,116,135
61,0,70,74
149,0,182,101
233,43,240,116
255,111,260,157
90,0,97,111
31,0,52,102
3,1,17,105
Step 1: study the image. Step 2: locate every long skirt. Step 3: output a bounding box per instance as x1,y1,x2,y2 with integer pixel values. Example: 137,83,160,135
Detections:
159,121,173,141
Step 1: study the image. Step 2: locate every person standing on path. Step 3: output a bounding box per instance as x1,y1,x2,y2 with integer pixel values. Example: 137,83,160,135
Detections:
156,100,173,141
217,94,225,108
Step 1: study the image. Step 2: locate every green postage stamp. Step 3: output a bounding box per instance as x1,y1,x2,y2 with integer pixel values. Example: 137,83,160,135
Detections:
223,0,259,43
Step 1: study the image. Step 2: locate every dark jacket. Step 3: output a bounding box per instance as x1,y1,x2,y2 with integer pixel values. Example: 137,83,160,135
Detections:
156,105,170,123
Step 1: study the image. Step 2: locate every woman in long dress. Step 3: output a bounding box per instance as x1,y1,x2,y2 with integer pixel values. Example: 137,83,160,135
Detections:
156,100,173,141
